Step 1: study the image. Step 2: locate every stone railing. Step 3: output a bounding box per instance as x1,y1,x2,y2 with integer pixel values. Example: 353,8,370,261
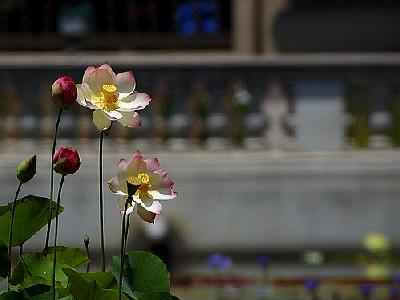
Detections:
1,53,400,151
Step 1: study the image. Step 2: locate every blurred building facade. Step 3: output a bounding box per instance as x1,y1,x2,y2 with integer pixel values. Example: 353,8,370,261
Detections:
1,0,400,52
2,0,400,268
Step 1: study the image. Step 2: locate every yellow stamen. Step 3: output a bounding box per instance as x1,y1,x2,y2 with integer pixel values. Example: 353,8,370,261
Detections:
92,84,119,111
127,173,151,197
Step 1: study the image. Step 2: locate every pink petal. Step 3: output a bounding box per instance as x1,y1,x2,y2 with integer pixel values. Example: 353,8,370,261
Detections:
99,63,116,79
144,158,161,172
117,111,141,128
86,68,114,93
83,66,95,85
127,151,146,175
117,158,129,180
116,71,136,93
118,92,151,111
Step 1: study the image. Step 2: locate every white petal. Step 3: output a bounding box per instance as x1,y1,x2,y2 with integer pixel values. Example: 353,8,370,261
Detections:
117,111,141,128
77,84,100,109
93,110,111,131
76,84,88,107
148,190,178,200
86,68,114,93
116,71,136,93
117,92,151,112
103,110,122,120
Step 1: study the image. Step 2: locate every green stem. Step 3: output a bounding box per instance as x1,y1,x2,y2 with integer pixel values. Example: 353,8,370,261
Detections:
8,181,22,290
119,199,130,300
85,241,90,273
19,244,23,257
123,213,131,255
51,176,65,300
44,108,63,253
99,130,105,272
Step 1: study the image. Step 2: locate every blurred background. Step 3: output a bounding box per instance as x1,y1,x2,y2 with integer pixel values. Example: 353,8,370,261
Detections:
2,0,400,299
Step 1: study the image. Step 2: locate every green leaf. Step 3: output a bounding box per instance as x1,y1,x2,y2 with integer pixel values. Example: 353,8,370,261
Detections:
0,195,63,247
134,292,178,300
46,247,90,269
9,252,68,289
110,251,170,299
0,291,21,300
64,269,129,300
0,240,10,279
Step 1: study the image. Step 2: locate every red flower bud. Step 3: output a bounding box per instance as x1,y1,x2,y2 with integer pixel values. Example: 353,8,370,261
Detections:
51,76,77,110
16,154,36,183
53,147,80,176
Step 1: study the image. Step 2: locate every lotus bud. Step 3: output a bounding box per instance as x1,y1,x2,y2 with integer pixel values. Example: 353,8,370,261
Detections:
16,155,36,183
51,76,77,110
53,147,80,176
84,235,90,248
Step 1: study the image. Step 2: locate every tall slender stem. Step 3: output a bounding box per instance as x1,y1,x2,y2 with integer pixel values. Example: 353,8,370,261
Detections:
44,108,63,252
99,130,105,272
51,176,65,300
123,213,131,256
119,199,130,300
8,181,22,290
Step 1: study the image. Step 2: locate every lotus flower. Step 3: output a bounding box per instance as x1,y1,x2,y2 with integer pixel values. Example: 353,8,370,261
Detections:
76,64,151,131
108,151,177,223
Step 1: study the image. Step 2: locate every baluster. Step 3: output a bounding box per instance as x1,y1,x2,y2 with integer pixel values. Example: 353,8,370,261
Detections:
187,81,210,147
150,81,172,148
3,81,21,141
262,80,289,151
38,81,55,142
389,83,400,148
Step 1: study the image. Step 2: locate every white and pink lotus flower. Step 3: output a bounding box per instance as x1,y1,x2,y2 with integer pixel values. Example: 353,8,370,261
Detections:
76,63,151,131
108,151,178,223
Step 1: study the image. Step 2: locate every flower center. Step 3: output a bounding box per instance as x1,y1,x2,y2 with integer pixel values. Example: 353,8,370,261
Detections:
126,173,151,197
93,84,119,111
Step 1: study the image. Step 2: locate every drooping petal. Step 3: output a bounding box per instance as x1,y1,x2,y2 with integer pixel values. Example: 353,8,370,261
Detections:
108,176,125,195
148,190,178,200
118,197,135,215
143,200,162,214
116,71,136,93
86,68,114,93
137,203,161,223
140,193,154,207
144,158,161,172
117,92,151,111
99,63,116,80
93,109,111,131
117,111,141,128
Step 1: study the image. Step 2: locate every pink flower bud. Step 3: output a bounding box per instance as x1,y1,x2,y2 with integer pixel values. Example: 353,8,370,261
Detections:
16,154,36,183
53,147,80,176
51,76,77,110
